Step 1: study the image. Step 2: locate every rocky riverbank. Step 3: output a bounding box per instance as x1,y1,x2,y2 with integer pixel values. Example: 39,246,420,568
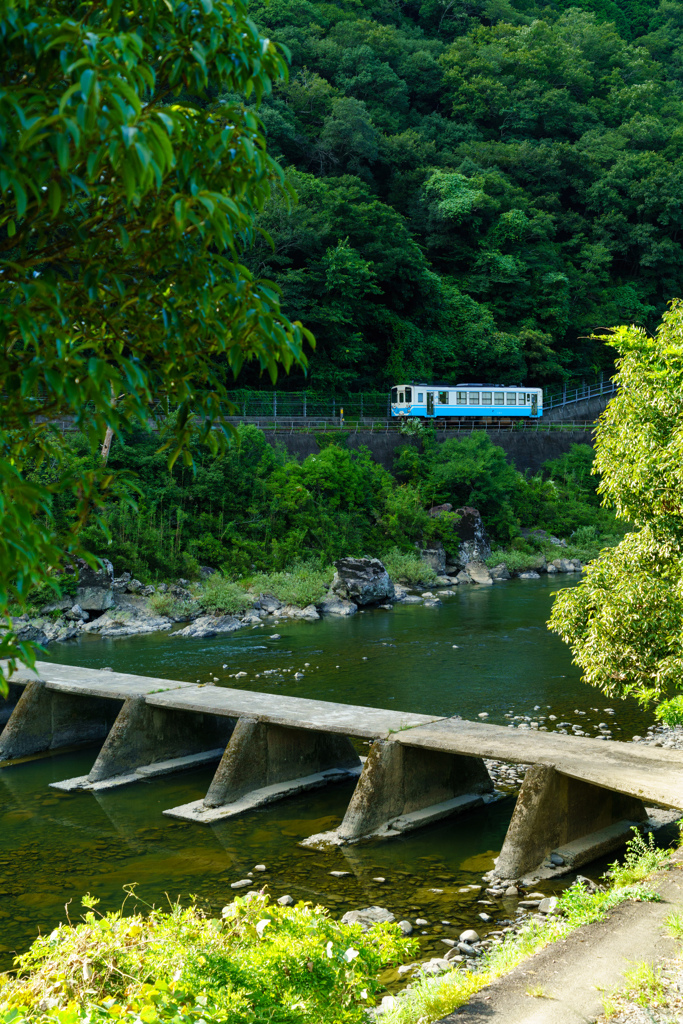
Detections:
9,550,585,647
8,510,586,647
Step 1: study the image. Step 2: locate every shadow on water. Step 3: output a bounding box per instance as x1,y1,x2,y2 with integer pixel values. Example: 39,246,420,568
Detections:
0,577,654,969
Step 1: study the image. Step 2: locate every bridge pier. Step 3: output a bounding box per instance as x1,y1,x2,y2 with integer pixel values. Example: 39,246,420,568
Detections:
163,715,362,822
0,680,120,762
304,737,496,847
494,765,648,880
50,696,233,791
0,682,24,734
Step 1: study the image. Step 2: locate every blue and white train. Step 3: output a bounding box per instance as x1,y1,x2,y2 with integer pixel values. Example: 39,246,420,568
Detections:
390,383,543,421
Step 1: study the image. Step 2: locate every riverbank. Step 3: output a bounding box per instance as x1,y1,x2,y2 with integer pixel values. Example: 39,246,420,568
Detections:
9,548,587,649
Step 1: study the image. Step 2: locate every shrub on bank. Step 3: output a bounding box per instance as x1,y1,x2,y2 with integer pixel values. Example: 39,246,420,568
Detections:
247,564,333,607
381,549,438,585
0,892,413,1024
199,575,250,616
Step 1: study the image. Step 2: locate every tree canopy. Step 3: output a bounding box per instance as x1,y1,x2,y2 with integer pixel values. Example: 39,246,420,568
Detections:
549,301,683,723
0,0,312,689
233,0,683,390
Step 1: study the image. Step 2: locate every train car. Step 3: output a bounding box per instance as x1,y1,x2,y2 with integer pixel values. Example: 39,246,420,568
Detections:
390,383,543,421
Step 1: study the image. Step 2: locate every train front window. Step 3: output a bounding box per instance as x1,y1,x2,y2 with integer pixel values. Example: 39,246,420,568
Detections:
399,391,404,403
494,392,504,405
506,393,516,405
405,387,412,402
481,392,492,404
391,388,398,403
456,391,467,405
469,392,480,405
438,390,449,404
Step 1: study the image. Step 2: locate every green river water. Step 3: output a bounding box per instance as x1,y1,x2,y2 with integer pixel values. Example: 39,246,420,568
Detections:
0,577,655,971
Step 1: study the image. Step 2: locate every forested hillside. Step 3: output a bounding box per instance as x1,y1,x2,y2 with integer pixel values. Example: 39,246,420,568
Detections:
236,0,683,390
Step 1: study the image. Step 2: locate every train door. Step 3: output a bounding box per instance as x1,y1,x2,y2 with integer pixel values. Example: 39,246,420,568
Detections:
531,394,538,416
427,392,435,416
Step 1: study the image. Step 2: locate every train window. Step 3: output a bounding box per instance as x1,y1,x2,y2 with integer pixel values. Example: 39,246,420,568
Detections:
418,392,424,403
456,391,467,405
519,393,526,404
405,387,412,402
399,391,404,403
469,392,480,405
494,392,505,405
506,393,516,405
481,392,492,404
439,390,449,404
391,388,397,403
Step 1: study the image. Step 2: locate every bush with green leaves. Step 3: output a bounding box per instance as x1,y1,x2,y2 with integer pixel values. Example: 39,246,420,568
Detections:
248,564,333,607
198,576,250,617
381,549,438,585
0,891,414,1024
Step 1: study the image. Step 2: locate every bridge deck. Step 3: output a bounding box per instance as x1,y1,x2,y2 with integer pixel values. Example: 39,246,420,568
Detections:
6,662,683,807
397,719,683,809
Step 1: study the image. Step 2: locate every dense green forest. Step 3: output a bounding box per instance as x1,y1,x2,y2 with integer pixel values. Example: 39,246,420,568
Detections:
231,0,683,391
57,428,619,581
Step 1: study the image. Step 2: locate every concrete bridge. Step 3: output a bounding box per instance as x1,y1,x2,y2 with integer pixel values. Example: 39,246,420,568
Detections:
2,662,681,880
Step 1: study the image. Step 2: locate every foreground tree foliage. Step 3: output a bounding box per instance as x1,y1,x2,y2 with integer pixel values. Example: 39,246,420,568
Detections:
549,301,683,723
0,892,412,1023
0,0,312,690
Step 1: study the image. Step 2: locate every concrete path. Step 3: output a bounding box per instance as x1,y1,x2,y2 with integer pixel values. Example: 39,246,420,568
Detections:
438,851,683,1023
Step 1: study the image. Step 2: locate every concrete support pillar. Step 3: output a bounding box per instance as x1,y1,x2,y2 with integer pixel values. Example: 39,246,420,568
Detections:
0,682,24,733
337,737,494,841
87,696,234,783
0,680,120,761
494,765,648,879
164,716,361,822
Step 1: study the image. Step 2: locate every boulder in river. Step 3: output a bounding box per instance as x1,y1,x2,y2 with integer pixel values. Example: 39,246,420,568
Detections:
332,557,394,606
465,561,493,585
455,507,491,564
171,614,243,638
340,906,395,931
489,563,510,580
76,558,114,611
319,593,357,616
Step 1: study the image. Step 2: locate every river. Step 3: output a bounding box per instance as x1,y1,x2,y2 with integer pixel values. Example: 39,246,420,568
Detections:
0,577,653,970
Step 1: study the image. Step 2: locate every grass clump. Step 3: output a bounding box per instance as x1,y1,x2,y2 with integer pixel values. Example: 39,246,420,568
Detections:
486,549,546,574
382,548,438,585
198,574,249,616
248,563,333,607
0,891,415,1024
622,961,666,1007
382,828,673,1024
147,592,196,620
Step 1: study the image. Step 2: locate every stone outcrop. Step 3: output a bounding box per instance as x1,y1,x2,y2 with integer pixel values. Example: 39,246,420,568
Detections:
77,558,114,611
419,544,446,575
319,594,357,616
82,601,173,638
171,614,242,638
489,563,511,580
331,557,394,606
465,560,493,586
455,507,491,564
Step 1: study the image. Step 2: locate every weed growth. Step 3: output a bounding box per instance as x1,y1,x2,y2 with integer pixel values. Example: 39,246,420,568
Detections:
198,575,249,616
381,549,438,585
247,564,333,607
